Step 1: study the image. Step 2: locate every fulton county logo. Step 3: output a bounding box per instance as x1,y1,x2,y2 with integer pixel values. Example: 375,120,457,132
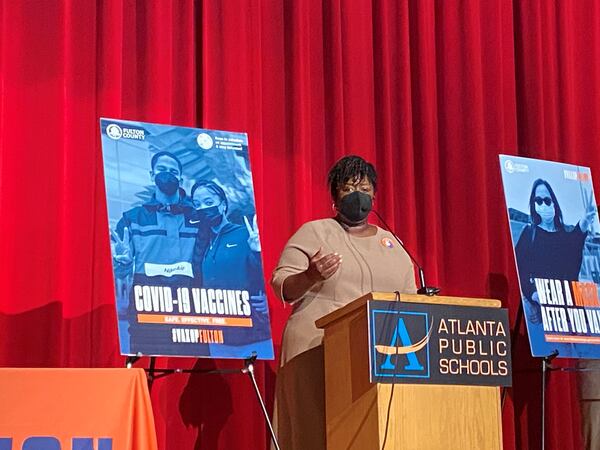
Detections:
503,159,529,174
381,237,394,249
106,123,123,140
371,310,432,379
106,123,145,141
197,133,214,150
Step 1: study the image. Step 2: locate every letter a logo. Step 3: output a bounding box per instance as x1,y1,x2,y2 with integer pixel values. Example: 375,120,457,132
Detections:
379,318,424,371
370,306,432,381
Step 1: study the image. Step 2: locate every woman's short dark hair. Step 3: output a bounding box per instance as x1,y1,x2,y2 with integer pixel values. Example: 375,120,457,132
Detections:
191,180,228,214
529,178,564,230
327,155,377,200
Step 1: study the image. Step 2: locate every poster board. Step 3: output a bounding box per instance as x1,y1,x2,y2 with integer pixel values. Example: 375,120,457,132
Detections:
499,155,600,358
100,118,274,359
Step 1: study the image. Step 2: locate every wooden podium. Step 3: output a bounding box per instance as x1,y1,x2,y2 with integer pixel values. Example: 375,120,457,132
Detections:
315,292,504,450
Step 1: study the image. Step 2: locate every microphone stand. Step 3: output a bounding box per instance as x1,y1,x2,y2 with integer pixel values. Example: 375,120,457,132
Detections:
372,210,440,296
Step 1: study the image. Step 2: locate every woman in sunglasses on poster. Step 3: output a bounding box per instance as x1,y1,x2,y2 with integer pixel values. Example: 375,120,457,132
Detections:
515,178,596,324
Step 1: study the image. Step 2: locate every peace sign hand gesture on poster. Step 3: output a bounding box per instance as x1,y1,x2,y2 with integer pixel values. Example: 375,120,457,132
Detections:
110,227,133,265
580,188,597,233
245,215,261,252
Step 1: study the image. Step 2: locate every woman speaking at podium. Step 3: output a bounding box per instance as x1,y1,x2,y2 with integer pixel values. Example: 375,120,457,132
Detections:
271,155,417,450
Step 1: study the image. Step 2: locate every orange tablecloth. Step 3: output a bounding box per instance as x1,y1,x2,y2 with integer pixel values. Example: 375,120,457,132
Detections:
0,368,157,450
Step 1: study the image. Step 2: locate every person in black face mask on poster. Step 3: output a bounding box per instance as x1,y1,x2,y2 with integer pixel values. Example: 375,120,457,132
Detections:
189,180,271,355
111,151,197,355
269,155,417,450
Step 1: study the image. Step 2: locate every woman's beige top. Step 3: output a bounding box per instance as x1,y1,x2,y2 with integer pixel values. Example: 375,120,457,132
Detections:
272,218,417,365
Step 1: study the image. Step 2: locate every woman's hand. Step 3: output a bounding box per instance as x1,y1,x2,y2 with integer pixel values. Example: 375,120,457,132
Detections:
525,292,542,324
245,215,261,252
281,247,342,301
305,247,342,283
250,291,269,315
580,188,597,233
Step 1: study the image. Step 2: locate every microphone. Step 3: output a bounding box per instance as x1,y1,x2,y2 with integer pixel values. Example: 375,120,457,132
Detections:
372,209,440,296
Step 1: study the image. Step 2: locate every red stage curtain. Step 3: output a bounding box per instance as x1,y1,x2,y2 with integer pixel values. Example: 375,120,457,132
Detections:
1,1,598,449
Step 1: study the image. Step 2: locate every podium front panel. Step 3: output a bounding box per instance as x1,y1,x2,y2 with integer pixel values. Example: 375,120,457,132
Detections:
318,293,505,450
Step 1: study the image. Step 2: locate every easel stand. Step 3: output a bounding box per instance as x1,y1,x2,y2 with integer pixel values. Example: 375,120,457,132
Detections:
505,301,573,450
242,355,281,450
125,353,281,450
541,350,559,450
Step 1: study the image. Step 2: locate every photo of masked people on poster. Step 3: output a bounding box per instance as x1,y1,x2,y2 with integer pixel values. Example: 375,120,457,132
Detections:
190,180,271,356
111,151,198,355
515,178,596,352
102,119,274,359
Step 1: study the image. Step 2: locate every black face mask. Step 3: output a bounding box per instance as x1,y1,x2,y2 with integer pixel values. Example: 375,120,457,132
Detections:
337,191,372,223
155,172,179,196
192,205,223,227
